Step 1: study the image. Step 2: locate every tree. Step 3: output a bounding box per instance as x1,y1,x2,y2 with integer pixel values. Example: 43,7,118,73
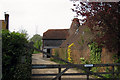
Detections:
18,29,29,39
72,2,120,52
30,34,42,53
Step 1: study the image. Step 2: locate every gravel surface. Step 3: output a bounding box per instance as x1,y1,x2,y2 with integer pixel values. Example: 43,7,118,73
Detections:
31,53,87,80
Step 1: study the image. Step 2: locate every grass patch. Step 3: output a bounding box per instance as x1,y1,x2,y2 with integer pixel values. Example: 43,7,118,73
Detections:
33,50,40,54
50,58,66,64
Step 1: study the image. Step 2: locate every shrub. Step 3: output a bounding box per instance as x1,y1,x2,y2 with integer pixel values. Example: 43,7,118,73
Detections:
2,30,33,80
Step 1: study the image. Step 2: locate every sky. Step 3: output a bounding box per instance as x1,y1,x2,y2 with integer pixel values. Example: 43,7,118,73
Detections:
0,0,77,38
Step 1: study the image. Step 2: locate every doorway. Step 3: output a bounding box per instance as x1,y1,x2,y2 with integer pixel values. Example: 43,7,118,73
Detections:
47,49,51,58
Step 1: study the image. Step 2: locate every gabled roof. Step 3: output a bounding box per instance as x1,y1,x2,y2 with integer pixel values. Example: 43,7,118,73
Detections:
43,29,69,40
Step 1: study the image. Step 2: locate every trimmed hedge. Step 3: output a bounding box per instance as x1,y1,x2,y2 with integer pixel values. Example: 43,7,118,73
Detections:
2,30,33,80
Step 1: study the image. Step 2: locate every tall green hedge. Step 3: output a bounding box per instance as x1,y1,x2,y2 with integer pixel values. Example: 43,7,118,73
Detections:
2,30,33,80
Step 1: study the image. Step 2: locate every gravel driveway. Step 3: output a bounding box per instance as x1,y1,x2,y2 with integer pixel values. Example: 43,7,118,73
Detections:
31,53,87,80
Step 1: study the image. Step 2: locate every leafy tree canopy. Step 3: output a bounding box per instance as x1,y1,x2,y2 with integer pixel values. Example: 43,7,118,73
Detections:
30,34,42,53
30,34,42,42
72,2,119,32
72,2,120,52
18,29,29,39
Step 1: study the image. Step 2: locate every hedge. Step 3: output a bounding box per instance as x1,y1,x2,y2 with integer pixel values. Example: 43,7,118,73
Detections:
2,30,33,80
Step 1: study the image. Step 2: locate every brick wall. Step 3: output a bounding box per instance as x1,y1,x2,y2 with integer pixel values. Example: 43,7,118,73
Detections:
51,18,117,64
52,25,116,64
0,20,6,30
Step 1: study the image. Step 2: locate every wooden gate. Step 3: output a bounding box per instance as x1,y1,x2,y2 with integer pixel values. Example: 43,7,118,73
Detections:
32,64,120,80
25,43,120,80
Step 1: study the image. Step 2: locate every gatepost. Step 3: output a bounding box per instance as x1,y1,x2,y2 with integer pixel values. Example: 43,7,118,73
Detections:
0,27,2,80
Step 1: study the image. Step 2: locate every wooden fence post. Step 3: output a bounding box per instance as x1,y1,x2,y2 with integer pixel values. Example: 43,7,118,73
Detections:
87,67,91,80
112,66,115,78
58,67,61,80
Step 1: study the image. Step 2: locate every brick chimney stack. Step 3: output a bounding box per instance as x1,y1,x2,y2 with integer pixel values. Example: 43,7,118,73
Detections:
69,18,80,36
5,14,9,30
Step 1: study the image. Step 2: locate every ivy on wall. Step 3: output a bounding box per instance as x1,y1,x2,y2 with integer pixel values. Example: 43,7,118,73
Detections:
80,42,102,64
88,42,102,64
80,42,102,73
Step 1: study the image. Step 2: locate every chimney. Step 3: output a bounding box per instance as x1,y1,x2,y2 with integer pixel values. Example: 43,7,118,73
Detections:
72,18,80,26
69,18,80,36
5,14,9,30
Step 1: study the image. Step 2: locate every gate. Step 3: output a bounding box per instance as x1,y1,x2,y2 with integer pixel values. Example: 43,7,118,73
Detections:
32,64,120,80
25,43,120,80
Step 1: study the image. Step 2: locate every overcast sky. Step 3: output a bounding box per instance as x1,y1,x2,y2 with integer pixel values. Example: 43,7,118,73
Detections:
0,0,77,38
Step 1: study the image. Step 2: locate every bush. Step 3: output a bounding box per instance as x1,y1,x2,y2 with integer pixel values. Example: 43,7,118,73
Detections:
2,30,33,80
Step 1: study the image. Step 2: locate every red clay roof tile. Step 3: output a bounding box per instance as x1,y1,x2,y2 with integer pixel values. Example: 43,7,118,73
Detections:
43,29,69,40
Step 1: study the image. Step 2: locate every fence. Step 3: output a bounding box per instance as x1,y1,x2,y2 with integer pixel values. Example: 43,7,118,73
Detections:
32,64,120,80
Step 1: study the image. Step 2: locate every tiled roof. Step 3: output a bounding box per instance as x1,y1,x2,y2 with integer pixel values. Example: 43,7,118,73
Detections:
43,29,69,40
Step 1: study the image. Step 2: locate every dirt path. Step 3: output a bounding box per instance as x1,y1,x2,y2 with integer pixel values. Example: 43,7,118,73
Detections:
32,53,87,80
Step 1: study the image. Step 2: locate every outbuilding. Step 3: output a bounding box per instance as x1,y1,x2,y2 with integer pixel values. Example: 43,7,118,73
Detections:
42,29,69,58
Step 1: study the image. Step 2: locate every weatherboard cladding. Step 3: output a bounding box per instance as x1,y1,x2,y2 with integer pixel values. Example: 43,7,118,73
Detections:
43,40,65,48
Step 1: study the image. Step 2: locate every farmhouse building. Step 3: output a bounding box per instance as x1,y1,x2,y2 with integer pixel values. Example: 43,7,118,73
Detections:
42,29,69,58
